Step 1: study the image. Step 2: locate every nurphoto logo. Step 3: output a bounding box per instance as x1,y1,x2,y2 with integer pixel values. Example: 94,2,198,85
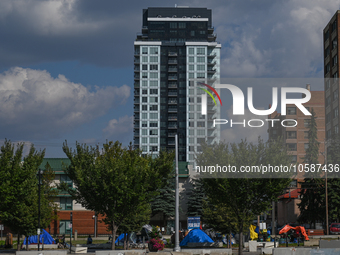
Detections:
199,83,312,128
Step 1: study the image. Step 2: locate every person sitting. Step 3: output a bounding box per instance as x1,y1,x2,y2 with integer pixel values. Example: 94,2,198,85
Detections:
87,235,93,244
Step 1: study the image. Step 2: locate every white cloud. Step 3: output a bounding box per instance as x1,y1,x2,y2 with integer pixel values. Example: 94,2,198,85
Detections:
0,67,130,139
103,115,133,138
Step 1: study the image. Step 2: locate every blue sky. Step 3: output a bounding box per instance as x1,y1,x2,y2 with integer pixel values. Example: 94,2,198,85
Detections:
0,0,338,157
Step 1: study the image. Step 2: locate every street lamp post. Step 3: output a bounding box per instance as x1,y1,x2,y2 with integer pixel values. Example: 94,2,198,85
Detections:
321,141,329,235
38,169,43,251
173,134,180,252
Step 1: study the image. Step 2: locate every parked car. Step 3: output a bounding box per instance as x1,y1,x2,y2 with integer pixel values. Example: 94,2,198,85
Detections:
330,223,340,234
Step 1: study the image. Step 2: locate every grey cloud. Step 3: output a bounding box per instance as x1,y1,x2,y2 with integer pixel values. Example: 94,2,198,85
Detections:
0,67,130,139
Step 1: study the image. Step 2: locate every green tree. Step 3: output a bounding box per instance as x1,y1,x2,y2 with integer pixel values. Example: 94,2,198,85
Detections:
0,140,50,250
186,178,206,217
151,173,175,228
325,134,340,222
62,141,174,250
298,108,324,227
197,138,292,255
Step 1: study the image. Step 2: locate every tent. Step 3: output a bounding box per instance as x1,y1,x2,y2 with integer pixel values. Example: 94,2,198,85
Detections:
279,225,309,241
249,225,258,240
23,229,55,244
180,229,214,246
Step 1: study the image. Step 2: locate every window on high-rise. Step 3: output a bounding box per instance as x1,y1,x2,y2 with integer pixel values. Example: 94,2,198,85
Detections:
197,73,205,78
150,130,158,135
189,65,194,71
150,89,158,94
149,97,158,103
304,143,309,151
142,72,147,78
142,56,148,62
327,129,332,138
197,57,205,62
326,63,330,73
333,39,337,50
142,97,147,103
332,20,337,32
286,131,297,139
142,64,147,70
197,48,205,55
197,121,205,127
170,22,177,29
334,108,339,118
326,95,331,107
149,105,158,111
304,131,309,139
142,47,148,54
142,129,147,135
304,119,311,128
189,57,194,63
142,113,147,119
149,113,158,119
150,137,158,143
335,125,339,134
287,143,297,151
178,22,186,28
333,89,339,101
333,72,338,80
150,73,158,79
325,46,330,58
286,106,296,115
291,156,297,163
333,55,338,66
142,105,147,110
150,122,158,127
197,65,205,71
142,121,147,127
150,65,158,70
150,56,158,62
150,47,158,54
190,31,195,36
325,30,329,41
188,48,194,55
150,81,157,86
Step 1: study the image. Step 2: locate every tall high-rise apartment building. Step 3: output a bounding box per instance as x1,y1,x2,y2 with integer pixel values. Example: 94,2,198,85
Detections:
323,11,340,139
133,7,221,170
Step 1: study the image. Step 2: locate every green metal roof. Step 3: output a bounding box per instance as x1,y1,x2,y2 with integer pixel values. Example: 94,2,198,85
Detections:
178,161,189,177
39,158,71,174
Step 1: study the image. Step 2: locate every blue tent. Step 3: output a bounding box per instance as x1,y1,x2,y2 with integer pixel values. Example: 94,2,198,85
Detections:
23,229,55,245
115,233,127,244
180,229,214,246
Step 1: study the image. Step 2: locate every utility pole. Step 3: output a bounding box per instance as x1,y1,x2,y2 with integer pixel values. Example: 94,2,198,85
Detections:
173,134,180,252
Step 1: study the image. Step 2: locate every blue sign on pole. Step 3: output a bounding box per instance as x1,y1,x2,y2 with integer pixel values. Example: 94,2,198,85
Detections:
187,217,200,230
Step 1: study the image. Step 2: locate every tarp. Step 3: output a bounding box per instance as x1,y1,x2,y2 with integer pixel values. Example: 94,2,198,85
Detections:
180,229,214,246
249,225,258,240
278,224,309,241
23,229,55,244
115,233,127,244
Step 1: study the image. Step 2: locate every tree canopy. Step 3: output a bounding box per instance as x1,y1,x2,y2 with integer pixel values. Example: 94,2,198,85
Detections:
298,108,324,227
62,141,174,249
0,140,52,250
196,138,292,255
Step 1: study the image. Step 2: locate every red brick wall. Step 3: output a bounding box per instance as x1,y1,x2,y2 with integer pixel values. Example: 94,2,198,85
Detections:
48,211,111,236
